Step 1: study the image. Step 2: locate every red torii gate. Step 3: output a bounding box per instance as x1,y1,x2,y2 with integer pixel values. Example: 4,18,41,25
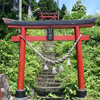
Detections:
39,13,58,21
3,17,97,99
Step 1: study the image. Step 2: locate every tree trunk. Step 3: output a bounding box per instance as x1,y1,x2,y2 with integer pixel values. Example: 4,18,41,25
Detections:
2,0,5,12
13,0,16,11
28,0,32,18
19,0,22,21
57,0,59,20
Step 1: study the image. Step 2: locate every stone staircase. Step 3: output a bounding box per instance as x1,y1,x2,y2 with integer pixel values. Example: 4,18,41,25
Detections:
35,69,65,100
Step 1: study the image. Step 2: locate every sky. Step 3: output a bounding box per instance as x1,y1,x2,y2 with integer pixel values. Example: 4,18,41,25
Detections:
36,0,100,15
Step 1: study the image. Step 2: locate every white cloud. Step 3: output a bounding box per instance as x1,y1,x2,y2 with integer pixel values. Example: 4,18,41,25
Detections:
96,10,100,14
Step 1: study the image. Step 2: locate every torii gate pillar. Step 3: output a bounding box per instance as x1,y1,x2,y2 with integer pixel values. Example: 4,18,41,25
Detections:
15,27,26,98
75,26,86,97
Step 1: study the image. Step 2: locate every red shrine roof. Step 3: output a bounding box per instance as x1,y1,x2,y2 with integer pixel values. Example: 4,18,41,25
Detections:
3,17,97,29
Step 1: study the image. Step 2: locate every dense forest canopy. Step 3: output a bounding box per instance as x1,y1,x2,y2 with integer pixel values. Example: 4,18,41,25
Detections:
0,0,100,99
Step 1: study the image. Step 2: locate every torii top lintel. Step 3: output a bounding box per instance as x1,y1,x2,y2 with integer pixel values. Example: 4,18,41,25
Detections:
3,17,97,29
39,12,58,15
39,12,58,20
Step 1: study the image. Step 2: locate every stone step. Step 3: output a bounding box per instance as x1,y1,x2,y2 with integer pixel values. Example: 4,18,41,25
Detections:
38,75,54,78
38,78,60,82
37,87,60,92
41,69,58,75
42,69,52,73
36,91,64,97
41,72,53,75
36,96,65,100
36,67,63,99
38,82,61,87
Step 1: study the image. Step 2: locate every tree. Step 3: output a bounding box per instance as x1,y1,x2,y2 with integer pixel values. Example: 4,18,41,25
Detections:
22,0,38,18
38,0,57,13
22,0,28,14
2,0,5,12
0,0,12,13
28,0,32,18
19,0,22,21
12,0,16,12
0,0,5,12
31,0,38,11
63,11,72,20
29,0,38,18
59,4,67,20
71,0,86,19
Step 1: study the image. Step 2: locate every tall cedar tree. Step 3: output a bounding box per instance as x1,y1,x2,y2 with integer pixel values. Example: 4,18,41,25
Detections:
31,0,39,18
0,0,12,13
22,0,38,14
71,0,86,19
59,4,67,20
22,0,28,14
31,0,38,10
38,0,57,13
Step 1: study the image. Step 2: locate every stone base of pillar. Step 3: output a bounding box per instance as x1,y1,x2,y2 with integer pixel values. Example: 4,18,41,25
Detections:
15,90,26,98
76,89,87,98
15,97,28,100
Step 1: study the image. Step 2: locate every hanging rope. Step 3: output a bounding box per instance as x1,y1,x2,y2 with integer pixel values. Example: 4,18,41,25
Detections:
20,34,81,65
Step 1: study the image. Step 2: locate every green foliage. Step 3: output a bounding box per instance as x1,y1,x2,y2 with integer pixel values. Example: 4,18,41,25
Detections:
72,0,86,12
48,93,58,98
63,11,100,27
59,4,67,20
22,0,38,14
31,0,38,11
0,29,43,95
96,15,100,26
0,0,12,12
0,10,18,39
71,0,87,19
38,0,57,13
63,11,73,20
0,40,19,94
